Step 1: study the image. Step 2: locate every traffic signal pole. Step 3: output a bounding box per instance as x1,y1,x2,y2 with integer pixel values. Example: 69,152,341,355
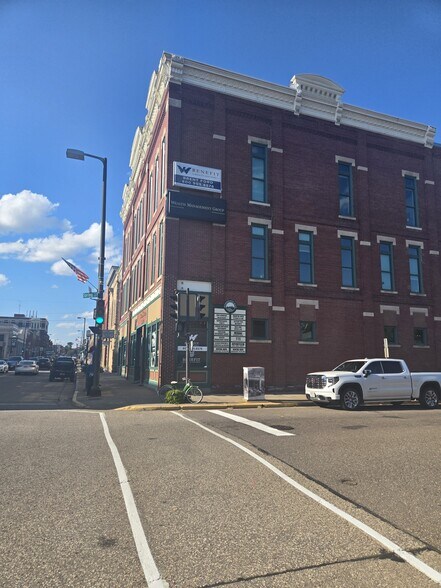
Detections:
90,157,107,397
185,288,190,383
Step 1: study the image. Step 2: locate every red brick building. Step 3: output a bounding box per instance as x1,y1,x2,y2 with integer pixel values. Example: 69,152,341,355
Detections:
118,53,440,392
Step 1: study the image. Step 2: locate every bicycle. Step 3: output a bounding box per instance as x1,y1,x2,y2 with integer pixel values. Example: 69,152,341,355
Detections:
158,377,204,404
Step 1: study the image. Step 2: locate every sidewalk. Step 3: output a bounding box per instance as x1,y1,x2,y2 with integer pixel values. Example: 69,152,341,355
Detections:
73,372,311,411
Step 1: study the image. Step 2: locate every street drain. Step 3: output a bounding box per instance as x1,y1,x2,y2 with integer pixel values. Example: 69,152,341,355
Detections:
342,425,367,430
340,478,358,486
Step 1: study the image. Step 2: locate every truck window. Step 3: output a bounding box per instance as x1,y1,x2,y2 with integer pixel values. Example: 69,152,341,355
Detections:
334,361,366,372
381,361,404,374
366,361,383,374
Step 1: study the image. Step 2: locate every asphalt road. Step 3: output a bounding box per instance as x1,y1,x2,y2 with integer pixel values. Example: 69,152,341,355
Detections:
0,390,440,587
0,369,75,409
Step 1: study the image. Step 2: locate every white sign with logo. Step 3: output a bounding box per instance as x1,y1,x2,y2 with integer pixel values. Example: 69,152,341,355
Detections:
173,162,222,193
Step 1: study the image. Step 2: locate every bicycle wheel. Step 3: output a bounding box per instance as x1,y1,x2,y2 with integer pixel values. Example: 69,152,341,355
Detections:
158,384,173,399
186,385,203,404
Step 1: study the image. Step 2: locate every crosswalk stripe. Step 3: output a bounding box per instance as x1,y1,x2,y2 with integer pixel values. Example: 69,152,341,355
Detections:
207,409,295,436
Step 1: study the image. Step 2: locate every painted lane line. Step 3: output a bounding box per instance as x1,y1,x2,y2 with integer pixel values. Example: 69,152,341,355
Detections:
172,411,441,585
207,409,295,436
99,413,168,588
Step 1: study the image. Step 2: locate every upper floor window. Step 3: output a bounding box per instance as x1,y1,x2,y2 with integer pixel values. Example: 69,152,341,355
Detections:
338,162,353,216
251,224,268,279
379,242,394,291
148,172,153,224
408,245,423,293
298,231,314,284
161,137,166,197
405,176,419,227
340,236,356,287
251,144,267,203
154,157,159,211
158,221,164,277
146,243,150,289
151,232,157,284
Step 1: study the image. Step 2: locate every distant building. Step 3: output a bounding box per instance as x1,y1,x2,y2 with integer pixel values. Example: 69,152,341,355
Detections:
0,314,49,358
117,53,440,392
102,266,121,373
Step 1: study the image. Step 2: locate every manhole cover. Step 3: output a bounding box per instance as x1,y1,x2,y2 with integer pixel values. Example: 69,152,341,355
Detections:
269,424,295,431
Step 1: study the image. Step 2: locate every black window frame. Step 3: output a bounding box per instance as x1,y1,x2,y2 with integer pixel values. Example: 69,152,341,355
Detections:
338,162,354,217
414,327,428,346
405,175,419,228
298,230,314,284
340,236,356,288
251,143,268,203
251,224,268,280
384,325,398,345
379,241,395,291
251,318,269,340
408,245,423,294
299,320,316,342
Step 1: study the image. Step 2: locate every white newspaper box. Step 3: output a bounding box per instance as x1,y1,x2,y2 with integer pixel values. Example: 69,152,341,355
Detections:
243,367,265,401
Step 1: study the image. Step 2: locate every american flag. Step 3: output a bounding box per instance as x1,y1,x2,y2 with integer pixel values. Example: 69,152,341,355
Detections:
62,258,89,283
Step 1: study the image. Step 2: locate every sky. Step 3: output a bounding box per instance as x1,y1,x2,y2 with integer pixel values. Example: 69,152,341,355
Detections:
1,0,440,346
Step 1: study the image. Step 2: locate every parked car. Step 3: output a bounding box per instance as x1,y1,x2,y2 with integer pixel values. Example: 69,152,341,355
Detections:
49,357,76,382
0,360,9,374
37,358,52,370
15,360,39,376
6,356,23,370
305,358,441,410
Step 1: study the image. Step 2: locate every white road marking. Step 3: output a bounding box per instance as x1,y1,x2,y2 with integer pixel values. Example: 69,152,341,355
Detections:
99,413,168,588
172,411,441,585
207,409,295,436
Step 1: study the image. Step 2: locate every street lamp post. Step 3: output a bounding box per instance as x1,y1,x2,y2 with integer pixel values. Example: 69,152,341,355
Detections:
67,148,107,396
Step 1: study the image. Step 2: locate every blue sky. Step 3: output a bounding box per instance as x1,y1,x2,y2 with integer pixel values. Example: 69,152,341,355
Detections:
1,0,440,346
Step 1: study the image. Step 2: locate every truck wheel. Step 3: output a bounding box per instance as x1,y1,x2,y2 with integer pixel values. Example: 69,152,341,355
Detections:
419,386,440,409
340,388,362,411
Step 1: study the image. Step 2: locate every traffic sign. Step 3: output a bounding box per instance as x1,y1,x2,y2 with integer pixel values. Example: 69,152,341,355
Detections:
102,330,115,339
83,292,98,299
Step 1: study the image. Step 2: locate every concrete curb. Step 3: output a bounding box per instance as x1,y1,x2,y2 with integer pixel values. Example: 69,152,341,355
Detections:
115,401,312,412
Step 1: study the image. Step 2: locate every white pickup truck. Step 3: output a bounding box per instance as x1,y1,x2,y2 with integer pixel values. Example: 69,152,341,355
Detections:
305,358,441,410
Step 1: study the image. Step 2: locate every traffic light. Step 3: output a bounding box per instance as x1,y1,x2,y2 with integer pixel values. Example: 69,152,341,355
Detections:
170,291,179,322
196,294,206,319
94,299,105,326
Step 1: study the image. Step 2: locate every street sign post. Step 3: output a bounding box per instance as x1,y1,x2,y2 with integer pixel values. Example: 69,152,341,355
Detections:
83,292,98,299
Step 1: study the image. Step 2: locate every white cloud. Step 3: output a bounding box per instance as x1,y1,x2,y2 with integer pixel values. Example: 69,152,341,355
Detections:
0,190,70,235
77,311,93,319
0,222,121,268
56,322,79,329
51,284,59,289
0,273,10,287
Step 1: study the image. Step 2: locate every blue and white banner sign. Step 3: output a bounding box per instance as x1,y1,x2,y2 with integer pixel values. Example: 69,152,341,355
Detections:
173,161,222,193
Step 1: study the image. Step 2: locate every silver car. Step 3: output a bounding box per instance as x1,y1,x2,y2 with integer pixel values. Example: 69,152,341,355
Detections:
15,360,39,376
0,360,8,374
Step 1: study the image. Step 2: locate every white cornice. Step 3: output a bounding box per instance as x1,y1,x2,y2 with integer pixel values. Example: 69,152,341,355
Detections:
120,52,437,221
167,53,436,148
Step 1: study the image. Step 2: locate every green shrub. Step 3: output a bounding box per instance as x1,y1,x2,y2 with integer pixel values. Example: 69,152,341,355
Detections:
165,388,185,404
